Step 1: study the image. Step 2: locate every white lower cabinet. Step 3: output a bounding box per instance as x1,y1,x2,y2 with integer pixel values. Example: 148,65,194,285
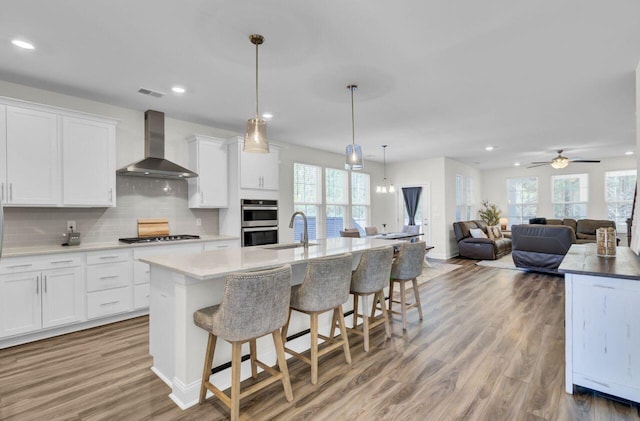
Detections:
0,255,84,338
85,249,133,319
134,283,151,309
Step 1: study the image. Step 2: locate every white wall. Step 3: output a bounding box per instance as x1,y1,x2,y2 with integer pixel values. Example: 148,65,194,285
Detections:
481,156,637,223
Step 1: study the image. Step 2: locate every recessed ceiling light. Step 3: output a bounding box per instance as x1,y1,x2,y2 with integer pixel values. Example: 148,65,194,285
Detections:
485,146,494,151
625,151,634,156
514,162,521,166
171,86,186,94
11,39,35,50
262,112,273,120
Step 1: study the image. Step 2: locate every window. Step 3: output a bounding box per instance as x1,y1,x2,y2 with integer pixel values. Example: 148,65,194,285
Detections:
605,170,637,227
293,163,321,241
293,163,371,239
552,174,588,219
507,177,538,227
351,172,370,232
455,175,472,221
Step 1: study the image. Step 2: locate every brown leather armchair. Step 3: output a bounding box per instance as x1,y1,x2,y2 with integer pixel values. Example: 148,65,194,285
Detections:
452,220,511,260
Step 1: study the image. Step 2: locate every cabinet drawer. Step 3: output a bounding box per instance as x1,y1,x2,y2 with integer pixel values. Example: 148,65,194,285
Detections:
134,283,150,309
86,249,130,265
87,287,132,319
203,240,239,251
0,253,82,274
86,262,131,292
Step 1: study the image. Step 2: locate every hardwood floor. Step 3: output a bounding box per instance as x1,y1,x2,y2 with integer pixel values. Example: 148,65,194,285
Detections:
1,258,638,420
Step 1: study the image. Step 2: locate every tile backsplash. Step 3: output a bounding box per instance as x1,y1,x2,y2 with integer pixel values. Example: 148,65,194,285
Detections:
2,177,219,248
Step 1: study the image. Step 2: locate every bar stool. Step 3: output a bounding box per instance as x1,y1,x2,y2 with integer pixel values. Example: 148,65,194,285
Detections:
194,265,293,421
282,253,353,385
389,241,427,330
345,246,394,351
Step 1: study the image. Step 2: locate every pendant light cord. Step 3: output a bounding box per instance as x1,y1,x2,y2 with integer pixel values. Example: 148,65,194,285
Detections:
350,85,356,146
383,145,387,180
255,40,259,119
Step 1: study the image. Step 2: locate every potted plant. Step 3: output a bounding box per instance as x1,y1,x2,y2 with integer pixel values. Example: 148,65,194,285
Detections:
478,200,501,226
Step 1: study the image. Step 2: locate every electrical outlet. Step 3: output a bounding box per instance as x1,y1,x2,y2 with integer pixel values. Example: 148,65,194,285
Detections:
67,220,76,232
195,218,202,226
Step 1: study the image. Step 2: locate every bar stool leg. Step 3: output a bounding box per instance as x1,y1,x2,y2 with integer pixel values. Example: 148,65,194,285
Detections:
388,279,395,312
199,333,217,404
249,339,258,379
281,308,292,344
400,280,407,330
353,294,360,329
310,312,319,385
362,294,370,352
272,330,294,401
411,277,423,320
377,291,391,338
329,308,338,340
230,341,242,421
336,305,352,364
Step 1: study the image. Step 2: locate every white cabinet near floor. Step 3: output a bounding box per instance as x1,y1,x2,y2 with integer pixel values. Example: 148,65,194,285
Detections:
62,116,116,206
4,105,59,205
565,272,640,403
0,254,84,338
187,135,228,208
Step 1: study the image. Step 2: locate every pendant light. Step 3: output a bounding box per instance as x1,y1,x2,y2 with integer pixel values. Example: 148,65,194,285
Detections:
376,145,395,193
244,34,269,154
345,84,364,170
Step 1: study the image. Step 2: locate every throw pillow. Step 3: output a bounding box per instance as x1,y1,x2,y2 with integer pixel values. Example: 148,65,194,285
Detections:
487,225,503,240
469,228,488,239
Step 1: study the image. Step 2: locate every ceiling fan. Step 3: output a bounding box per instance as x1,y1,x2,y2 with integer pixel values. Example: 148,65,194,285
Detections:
528,150,601,169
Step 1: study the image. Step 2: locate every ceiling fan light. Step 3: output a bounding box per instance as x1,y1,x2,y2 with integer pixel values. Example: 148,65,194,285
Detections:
244,118,269,153
551,157,569,169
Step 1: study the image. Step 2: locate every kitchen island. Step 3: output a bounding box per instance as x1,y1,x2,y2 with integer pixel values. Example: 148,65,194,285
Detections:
559,244,640,404
139,237,403,409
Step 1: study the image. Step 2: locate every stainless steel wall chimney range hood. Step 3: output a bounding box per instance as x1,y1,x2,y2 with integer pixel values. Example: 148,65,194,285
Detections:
116,110,198,179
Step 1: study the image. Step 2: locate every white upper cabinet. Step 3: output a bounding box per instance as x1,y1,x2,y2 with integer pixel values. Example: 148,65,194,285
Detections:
0,97,117,207
5,106,59,205
235,139,280,190
62,116,116,206
187,135,228,208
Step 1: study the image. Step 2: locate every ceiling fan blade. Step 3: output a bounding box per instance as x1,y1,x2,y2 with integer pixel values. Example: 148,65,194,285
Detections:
571,159,601,163
527,163,550,168
530,161,551,164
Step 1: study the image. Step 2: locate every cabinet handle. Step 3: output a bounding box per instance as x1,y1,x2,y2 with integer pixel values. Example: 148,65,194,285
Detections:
1,182,4,202
8,263,33,268
44,275,47,293
594,284,615,289
9,183,12,201
99,275,119,280
100,301,120,306
51,260,73,264
99,256,119,260
110,188,114,203
201,191,204,203
36,276,39,294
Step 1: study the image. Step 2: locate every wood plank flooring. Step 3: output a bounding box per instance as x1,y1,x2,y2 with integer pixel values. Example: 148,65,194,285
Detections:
1,258,639,420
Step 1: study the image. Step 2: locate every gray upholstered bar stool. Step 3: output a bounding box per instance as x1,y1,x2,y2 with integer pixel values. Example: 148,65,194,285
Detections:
345,246,394,351
194,265,293,421
282,253,353,385
389,241,427,330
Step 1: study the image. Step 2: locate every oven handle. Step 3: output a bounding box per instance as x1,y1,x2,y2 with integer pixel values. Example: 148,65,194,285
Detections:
242,227,278,232
242,206,278,211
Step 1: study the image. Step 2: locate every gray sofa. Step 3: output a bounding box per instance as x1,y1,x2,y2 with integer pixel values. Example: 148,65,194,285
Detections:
528,217,616,244
511,224,576,274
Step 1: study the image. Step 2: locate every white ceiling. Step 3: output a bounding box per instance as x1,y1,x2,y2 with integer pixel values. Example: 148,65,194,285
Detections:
1,0,639,169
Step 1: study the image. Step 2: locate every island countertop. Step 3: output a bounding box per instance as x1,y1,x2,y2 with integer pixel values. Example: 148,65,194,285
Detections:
139,237,403,281
558,243,640,280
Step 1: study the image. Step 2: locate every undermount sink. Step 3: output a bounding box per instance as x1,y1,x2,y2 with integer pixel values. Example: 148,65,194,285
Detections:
260,242,318,250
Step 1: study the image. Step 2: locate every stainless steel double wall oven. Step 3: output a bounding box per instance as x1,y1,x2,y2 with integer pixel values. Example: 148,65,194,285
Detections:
240,199,278,246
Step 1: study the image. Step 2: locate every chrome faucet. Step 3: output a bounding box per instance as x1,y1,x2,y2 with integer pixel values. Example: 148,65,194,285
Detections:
289,211,309,248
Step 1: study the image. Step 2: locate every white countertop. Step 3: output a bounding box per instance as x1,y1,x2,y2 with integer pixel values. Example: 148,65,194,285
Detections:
140,237,403,281
1,235,239,258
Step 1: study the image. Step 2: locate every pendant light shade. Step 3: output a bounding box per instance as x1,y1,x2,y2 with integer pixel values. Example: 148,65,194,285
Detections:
244,34,269,154
376,145,395,194
345,84,364,170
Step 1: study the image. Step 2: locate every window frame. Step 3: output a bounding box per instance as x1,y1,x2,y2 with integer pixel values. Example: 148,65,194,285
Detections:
506,176,539,228
551,173,589,219
604,169,637,228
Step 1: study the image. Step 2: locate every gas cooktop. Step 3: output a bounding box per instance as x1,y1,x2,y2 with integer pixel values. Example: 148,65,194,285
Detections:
118,235,200,244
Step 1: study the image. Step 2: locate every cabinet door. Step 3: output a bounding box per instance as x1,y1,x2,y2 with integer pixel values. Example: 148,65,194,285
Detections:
5,106,59,205
0,272,41,337
0,104,6,198
62,116,116,206
240,146,279,190
188,137,228,208
41,267,84,328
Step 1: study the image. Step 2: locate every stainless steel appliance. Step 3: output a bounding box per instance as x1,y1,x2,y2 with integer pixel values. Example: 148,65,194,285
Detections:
241,199,278,246
119,235,200,244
